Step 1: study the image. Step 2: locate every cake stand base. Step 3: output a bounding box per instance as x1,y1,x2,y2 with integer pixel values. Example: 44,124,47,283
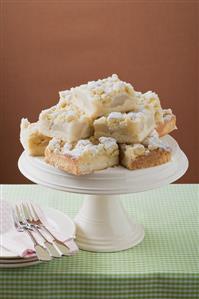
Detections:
74,195,144,252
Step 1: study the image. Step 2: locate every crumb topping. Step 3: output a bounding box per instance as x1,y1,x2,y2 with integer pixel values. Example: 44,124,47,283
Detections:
142,130,170,151
135,90,164,123
48,137,118,159
21,118,30,129
72,74,135,102
39,104,85,123
162,109,173,122
20,118,39,133
106,109,151,122
58,89,73,102
121,130,171,161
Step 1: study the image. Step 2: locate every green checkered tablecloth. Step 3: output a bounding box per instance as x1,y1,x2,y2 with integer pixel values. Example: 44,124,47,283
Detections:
0,184,198,299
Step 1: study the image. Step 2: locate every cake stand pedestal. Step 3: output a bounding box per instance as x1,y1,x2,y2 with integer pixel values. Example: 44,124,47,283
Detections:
18,135,188,252
74,195,144,252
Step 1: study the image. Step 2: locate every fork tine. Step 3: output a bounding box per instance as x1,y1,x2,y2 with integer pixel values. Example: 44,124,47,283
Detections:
30,203,43,222
23,202,33,221
15,204,23,223
22,203,30,221
27,202,38,221
18,203,28,224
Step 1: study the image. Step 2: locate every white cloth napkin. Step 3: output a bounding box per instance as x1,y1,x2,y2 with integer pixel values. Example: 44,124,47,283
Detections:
0,200,14,234
0,229,36,258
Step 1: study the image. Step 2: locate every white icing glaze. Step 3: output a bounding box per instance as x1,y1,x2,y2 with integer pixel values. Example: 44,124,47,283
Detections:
107,112,124,120
38,103,91,142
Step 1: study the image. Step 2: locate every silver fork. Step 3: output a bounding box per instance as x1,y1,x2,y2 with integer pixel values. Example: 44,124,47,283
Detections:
22,202,62,258
29,202,70,256
13,204,52,261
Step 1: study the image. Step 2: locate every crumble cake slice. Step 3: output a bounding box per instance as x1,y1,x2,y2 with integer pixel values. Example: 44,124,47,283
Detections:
135,90,164,124
120,130,171,170
136,91,176,136
20,118,51,156
39,104,93,143
156,109,177,136
94,108,155,144
45,136,119,175
71,74,138,118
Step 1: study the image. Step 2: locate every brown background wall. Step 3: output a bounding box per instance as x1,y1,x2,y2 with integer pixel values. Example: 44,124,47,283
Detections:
1,1,198,184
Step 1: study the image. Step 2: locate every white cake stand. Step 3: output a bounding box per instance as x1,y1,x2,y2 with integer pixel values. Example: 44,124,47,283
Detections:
18,135,188,252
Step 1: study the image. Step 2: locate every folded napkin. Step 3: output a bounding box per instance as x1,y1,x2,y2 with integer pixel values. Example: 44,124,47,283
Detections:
0,200,13,234
0,229,36,258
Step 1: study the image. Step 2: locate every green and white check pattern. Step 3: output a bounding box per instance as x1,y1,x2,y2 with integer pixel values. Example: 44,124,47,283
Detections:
0,184,198,299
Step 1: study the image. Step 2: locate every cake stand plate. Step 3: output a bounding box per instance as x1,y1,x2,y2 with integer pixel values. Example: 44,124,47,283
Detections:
18,136,188,252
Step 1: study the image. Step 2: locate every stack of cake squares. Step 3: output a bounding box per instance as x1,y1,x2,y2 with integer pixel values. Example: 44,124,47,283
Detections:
20,74,176,175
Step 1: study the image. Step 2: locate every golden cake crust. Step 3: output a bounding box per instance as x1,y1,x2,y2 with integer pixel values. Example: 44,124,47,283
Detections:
156,115,176,137
45,148,82,175
120,148,171,170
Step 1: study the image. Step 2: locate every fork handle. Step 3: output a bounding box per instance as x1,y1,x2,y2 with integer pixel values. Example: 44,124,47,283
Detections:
52,240,70,256
33,226,49,242
33,227,61,258
25,229,52,261
25,228,38,246
42,225,58,240
42,225,68,245
34,244,52,261
41,226,72,255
